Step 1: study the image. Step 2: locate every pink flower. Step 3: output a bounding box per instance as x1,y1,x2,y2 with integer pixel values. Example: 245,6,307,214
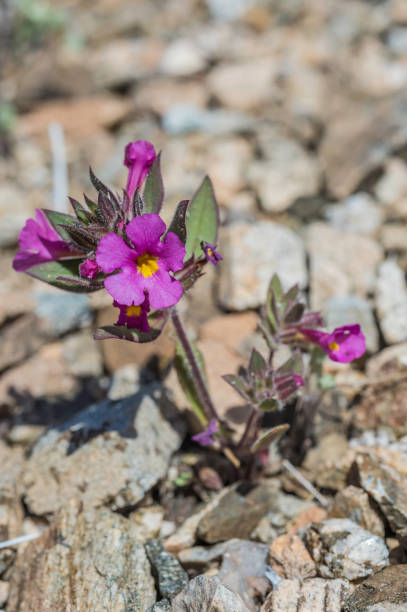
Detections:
302,324,366,363
79,258,100,279
124,140,156,199
96,213,185,309
192,419,218,446
114,296,150,332
12,209,71,272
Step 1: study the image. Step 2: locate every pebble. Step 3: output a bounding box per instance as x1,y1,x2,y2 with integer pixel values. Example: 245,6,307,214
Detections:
62,332,103,377
305,518,389,581
269,534,317,580
160,39,207,76
162,104,253,135
145,540,188,600
218,220,307,310
343,565,407,612
261,577,351,612
34,290,92,336
375,156,407,211
329,485,385,538
375,259,407,344
171,575,249,612
325,192,384,236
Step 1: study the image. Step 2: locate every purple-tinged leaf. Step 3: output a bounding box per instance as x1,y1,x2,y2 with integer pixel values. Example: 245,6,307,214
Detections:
143,152,164,214
251,424,290,453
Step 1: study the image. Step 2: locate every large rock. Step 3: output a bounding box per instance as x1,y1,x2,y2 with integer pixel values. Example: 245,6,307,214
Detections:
343,565,407,612
218,220,307,310
306,222,383,309
269,534,317,580
23,386,185,516
325,192,384,236
7,502,156,612
261,578,351,612
328,485,384,538
304,518,389,580
353,378,407,438
171,575,249,612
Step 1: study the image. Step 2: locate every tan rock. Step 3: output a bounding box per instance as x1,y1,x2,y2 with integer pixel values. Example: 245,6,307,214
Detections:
287,506,328,534
269,534,316,580
261,578,351,612
329,486,384,538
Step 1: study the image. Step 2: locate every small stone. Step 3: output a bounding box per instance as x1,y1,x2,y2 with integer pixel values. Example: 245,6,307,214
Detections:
171,575,249,612
269,534,317,580
261,578,351,612
375,259,407,344
353,378,407,438
134,79,208,116
324,295,379,353
108,364,141,400
375,157,407,207
7,502,156,612
380,223,407,251
206,138,253,204
366,342,407,378
160,40,207,77
325,192,384,236
306,222,383,309
62,332,103,377
162,105,253,136
0,581,9,607
0,184,36,247
129,506,164,542
248,140,321,213
343,565,407,612
23,386,185,515
329,486,385,538
34,290,91,336
287,506,328,535
218,220,307,310
205,0,257,21
352,452,407,532
305,518,389,581
197,484,278,544
303,433,351,490
145,540,188,600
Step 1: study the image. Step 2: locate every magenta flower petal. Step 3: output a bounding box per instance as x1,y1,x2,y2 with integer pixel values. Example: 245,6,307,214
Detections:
201,241,222,266
141,269,183,309
96,233,135,274
104,268,145,306
114,296,150,332
159,231,186,272
124,141,156,199
125,214,166,254
13,209,71,272
302,324,366,363
79,258,99,279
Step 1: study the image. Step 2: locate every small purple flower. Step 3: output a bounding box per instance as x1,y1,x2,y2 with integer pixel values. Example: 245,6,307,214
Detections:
114,296,150,332
96,213,186,309
201,241,222,265
12,209,71,272
124,140,156,199
302,324,366,363
192,419,218,447
79,258,99,279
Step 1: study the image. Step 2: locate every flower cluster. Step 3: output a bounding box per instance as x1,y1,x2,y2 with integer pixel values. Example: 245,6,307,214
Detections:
13,140,221,340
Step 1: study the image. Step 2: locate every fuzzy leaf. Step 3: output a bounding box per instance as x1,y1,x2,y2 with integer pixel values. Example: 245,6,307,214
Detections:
89,167,109,195
248,348,266,376
222,374,250,401
258,398,280,412
251,424,290,453
94,325,162,343
167,200,188,244
185,176,219,260
174,340,208,425
266,275,283,333
143,152,164,214
26,259,98,293
278,351,303,376
284,302,305,324
43,210,78,241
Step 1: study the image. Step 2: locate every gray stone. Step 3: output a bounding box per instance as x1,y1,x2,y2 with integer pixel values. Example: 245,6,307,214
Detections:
171,575,249,612
306,222,383,309
205,0,257,21
248,138,321,213
218,220,307,310
305,518,389,580
34,290,91,336
0,184,36,247
329,486,385,538
160,40,207,77
62,332,103,377
23,386,185,516
162,104,253,135
145,540,188,600
324,295,379,353
387,27,407,55
375,157,407,208
108,364,141,400
7,502,156,612
343,565,407,612
261,577,351,612
375,259,407,344
325,192,384,236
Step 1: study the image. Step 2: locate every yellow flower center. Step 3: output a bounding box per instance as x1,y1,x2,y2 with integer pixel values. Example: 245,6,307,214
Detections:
136,253,159,277
328,341,339,351
126,305,142,317
207,248,213,256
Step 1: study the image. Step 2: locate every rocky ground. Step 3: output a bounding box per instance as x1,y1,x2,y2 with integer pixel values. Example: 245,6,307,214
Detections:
1,0,407,610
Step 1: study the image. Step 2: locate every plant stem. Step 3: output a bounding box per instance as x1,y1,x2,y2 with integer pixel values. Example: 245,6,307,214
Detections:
170,306,219,422
236,406,258,449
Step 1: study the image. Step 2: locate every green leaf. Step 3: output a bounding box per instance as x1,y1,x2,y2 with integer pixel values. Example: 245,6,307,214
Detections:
250,424,290,453
174,340,208,425
258,398,280,412
42,209,78,241
185,176,219,260
266,274,283,333
26,258,99,293
284,302,305,324
278,350,303,376
248,349,266,376
167,200,188,244
94,325,162,343
222,374,250,401
143,152,164,214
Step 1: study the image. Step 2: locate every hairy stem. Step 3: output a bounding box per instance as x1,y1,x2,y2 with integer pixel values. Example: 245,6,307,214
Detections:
236,406,258,450
170,306,219,422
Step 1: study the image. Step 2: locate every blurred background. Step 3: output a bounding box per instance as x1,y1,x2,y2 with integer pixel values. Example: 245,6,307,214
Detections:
1,0,407,433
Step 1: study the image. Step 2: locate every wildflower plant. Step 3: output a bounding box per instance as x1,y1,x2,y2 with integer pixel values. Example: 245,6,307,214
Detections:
13,140,366,473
